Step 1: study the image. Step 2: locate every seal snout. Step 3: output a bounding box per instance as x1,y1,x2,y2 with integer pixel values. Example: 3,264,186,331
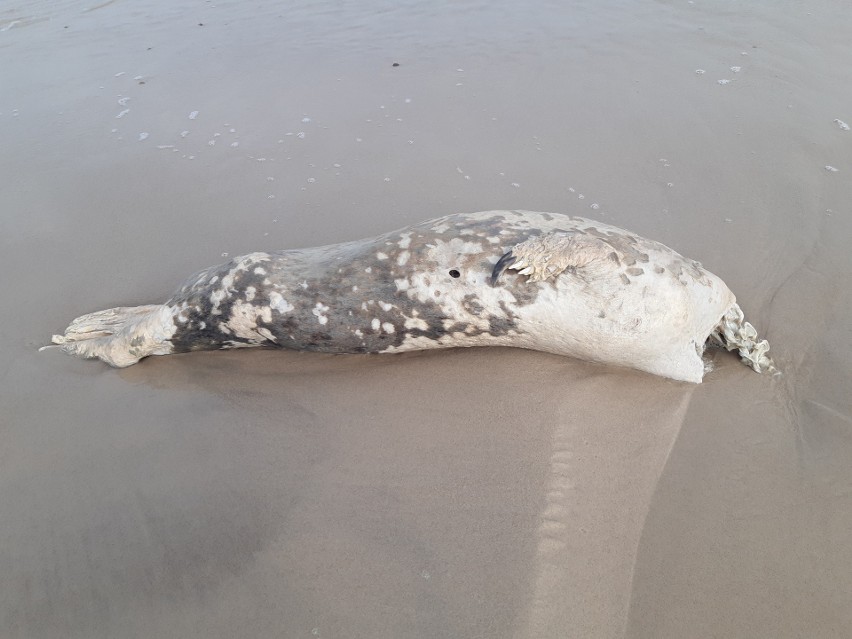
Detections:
490,251,516,286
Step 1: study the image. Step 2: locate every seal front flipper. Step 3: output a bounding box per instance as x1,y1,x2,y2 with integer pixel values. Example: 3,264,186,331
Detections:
491,232,615,285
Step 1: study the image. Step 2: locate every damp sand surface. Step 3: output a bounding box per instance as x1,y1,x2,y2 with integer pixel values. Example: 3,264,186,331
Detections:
2,2,852,637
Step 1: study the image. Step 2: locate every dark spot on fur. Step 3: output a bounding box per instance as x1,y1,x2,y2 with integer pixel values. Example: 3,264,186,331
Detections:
462,294,485,315
488,315,517,336
446,322,471,334
407,325,444,340
498,300,518,320
305,332,333,347
449,269,460,278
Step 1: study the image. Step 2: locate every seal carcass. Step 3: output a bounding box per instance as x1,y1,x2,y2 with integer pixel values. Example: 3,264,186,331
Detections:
50,210,775,383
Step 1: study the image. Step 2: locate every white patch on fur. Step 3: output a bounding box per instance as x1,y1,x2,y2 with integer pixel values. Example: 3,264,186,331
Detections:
209,288,226,313
257,327,277,343
225,300,273,343
268,291,294,313
210,253,271,315
403,315,429,330
312,302,330,325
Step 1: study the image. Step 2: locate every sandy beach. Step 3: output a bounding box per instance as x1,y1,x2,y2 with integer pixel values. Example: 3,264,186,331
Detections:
2,1,851,637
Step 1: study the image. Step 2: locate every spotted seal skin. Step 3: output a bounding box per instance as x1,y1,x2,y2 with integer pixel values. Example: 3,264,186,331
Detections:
50,210,775,382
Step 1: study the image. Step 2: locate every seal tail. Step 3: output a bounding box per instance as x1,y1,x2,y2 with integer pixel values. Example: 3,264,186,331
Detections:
49,304,176,367
709,303,778,375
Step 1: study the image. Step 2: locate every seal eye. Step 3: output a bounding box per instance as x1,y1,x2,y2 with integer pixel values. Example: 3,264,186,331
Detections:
449,269,461,278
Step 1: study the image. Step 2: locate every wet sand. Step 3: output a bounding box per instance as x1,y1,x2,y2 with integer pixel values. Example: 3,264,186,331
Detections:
2,1,851,637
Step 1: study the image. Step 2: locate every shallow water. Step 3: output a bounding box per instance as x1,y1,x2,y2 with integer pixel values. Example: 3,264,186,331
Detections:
2,1,851,637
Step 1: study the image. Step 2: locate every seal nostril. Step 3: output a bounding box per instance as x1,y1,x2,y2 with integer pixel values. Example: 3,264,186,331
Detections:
449,269,460,278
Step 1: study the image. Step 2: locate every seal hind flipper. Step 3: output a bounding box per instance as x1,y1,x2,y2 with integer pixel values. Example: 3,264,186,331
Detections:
52,305,176,367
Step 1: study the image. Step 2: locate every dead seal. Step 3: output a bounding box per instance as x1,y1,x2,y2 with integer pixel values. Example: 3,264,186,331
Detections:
49,210,775,383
